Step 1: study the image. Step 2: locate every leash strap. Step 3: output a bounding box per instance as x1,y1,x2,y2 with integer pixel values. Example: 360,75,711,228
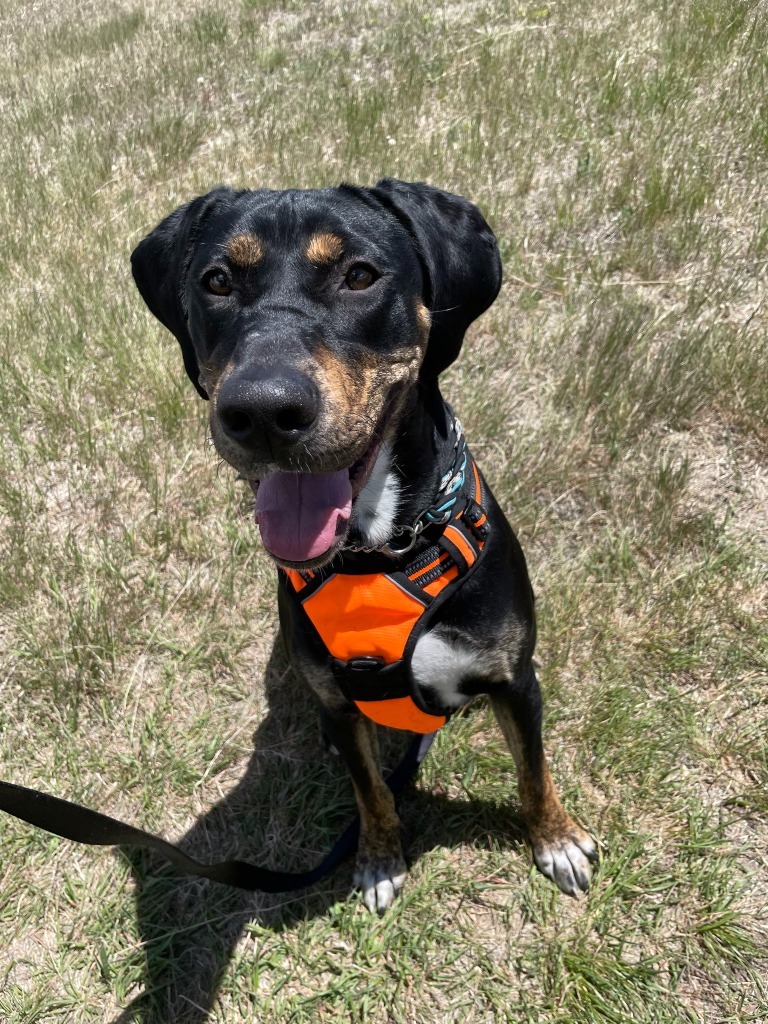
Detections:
0,731,436,893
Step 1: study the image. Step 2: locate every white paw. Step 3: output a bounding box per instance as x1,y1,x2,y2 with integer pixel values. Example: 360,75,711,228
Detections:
534,830,597,897
353,862,407,915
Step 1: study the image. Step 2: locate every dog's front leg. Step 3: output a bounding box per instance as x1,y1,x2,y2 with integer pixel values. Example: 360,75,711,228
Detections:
489,669,597,896
320,707,407,914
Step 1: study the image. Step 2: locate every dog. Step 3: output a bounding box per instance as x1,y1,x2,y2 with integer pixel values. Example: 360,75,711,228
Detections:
131,179,597,913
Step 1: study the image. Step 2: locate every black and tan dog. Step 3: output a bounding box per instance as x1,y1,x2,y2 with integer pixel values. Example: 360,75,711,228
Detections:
131,179,596,913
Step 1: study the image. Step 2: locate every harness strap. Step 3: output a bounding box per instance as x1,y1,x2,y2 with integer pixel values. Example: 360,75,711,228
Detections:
0,731,436,893
285,449,490,733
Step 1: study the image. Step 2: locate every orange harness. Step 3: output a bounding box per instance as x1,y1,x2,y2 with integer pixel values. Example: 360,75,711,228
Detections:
283,450,489,734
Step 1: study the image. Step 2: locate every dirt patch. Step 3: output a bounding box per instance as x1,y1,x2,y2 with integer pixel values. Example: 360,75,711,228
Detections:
665,422,768,559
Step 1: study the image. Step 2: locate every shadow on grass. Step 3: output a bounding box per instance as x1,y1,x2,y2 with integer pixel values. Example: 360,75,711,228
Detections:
112,636,527,1023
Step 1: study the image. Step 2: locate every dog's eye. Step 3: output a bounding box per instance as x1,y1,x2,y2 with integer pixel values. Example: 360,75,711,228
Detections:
203,270,232,296
344,264,378,291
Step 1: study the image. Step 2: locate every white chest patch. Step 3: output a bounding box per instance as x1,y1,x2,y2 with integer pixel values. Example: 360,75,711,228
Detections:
411,630,481,708
352,444,401,548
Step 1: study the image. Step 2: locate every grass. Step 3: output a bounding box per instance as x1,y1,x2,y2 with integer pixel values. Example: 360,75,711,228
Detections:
1,0,767,1020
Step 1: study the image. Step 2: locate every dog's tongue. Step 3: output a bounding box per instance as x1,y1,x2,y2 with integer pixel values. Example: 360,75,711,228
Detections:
253,470,352,563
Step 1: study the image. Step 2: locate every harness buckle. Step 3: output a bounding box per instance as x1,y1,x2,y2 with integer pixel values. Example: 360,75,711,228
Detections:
331,656,410,704
346,656,386,672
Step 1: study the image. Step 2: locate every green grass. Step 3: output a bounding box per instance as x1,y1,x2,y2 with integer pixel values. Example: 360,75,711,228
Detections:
1,0,767,1020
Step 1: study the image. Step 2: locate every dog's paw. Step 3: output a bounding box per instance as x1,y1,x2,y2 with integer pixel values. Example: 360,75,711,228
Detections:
353,849,407,915
533,825,597,897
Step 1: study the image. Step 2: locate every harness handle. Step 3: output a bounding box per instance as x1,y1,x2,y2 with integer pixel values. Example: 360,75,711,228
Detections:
0,732,436,893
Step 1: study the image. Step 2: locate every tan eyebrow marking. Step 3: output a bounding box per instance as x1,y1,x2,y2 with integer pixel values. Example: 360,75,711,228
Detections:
226,233,264,267
305,231,344,265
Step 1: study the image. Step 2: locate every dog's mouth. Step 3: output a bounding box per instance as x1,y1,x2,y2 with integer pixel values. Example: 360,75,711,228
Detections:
249,431,383,570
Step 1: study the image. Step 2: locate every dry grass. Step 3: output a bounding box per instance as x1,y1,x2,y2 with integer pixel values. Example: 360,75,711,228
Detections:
1,0,767,1021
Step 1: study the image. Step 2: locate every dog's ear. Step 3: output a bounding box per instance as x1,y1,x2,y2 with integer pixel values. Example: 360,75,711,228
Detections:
370,179,502,378
131,187,235,399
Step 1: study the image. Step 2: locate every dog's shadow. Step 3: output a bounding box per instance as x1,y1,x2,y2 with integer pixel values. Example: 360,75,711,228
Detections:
112,636,527,1023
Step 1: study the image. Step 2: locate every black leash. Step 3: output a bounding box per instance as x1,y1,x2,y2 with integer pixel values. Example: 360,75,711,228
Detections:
0,731,436,893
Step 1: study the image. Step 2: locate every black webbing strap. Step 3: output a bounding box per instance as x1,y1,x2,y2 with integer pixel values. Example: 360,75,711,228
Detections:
0,730,436,893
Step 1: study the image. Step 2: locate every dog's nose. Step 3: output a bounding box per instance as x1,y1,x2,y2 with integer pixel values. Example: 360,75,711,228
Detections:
216,369,320,451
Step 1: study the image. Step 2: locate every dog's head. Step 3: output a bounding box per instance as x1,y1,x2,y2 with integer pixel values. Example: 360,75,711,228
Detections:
131,179,501,569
